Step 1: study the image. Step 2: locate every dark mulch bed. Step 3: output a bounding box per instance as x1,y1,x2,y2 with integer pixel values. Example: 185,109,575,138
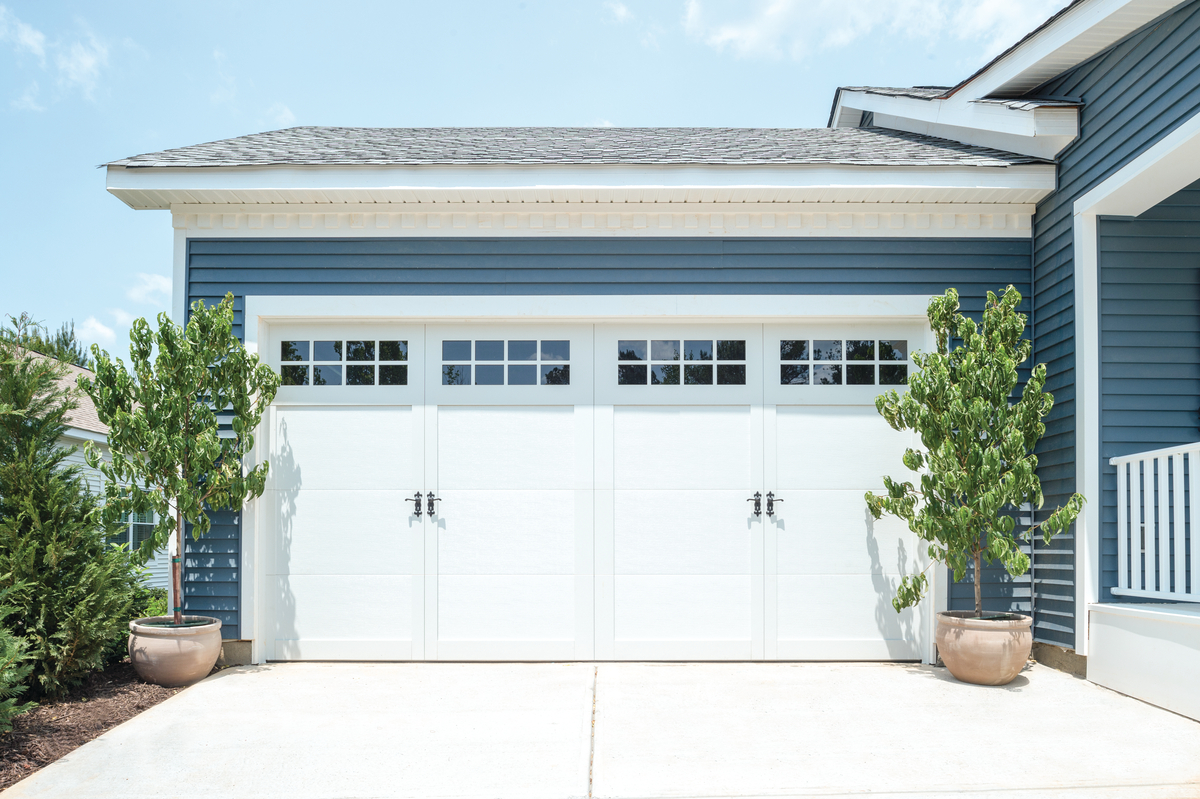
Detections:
0,661,182,791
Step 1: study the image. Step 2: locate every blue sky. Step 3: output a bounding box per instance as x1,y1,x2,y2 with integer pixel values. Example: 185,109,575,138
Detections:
0,0,1068,353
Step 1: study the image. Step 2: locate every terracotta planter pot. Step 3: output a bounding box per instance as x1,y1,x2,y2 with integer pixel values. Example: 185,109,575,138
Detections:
936,611,1032,686
128,615,222,687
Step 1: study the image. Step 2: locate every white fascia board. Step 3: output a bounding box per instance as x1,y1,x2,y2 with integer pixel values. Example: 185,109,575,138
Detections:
106,163,1055,210
872,113,1075,161
60,428,109,445
957,0,1186,99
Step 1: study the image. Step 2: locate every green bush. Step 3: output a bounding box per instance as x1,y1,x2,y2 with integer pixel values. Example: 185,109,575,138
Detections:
103,583,169,665
0,344,141,697
0,586,35,732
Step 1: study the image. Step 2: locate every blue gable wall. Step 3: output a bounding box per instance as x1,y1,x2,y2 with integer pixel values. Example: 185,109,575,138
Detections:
1098,182,1200,602
1031,0,1200,647
184,235,1033,643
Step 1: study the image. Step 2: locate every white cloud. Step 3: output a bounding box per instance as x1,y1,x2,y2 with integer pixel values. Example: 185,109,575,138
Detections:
266,102,295,126
11,80,42,111
605,1,634,23
79,316,115,346
596,118,615,127
110,308,136,326
0,6,46,61
55,31,108,98
127,272,171,305
683,0,1070,62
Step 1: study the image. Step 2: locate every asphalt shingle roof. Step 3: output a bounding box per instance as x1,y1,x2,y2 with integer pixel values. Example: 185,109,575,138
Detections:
107,126,1046,169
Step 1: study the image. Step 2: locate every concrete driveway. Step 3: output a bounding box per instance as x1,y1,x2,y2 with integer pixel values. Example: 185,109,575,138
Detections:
3,662,1199,799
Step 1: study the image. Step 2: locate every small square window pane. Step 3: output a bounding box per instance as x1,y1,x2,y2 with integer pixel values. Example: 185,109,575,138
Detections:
717,364,746,385
651,364,680,385
281,341,309,362
847,365,875,385
443,364,471,385
879,340,908,361
880,364,908,385
651,340,680,361
781,364,809,385
476,340,504,361
346,341,375,361
717,340,746,361
475,364,504,385
685,364,713,384
133,523,155,547
313,364,342,385
814,364,842,385
314,341,342,361
443,340,471,361
508,364,537,385
618,341,647,361
683,340,713,361
541,365,570,385
541,340,570,361
379,341,408,362
780,340,808,361
346,365,375,386
281,365,309,386
813,340,842,361
509,340,537,361
847,340,875,361
618,364,647,385
380,365,408,385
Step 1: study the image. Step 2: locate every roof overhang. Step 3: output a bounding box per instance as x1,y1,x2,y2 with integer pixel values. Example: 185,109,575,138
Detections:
106,163,1058,209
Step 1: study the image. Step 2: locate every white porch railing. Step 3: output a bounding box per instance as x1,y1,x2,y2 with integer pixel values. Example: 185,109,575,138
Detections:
1110,443,1200,602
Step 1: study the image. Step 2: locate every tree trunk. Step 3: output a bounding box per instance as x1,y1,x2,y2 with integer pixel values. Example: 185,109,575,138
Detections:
173,507,184,625
973,547,983,618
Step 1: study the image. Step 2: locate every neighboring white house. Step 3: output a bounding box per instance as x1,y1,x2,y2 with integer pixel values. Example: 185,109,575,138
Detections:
55,359,169,589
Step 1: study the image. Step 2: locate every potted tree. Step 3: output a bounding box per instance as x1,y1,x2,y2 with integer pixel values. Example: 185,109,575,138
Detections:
80,294,279,686
866,286,1084,686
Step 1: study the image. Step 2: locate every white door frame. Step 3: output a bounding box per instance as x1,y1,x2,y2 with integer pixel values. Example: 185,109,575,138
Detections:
242,294,935,664
1071,108,1200,656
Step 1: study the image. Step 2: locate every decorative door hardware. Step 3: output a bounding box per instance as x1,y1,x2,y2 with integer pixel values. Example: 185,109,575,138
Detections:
766,492,784,517
426,492,441,516
407,492,423,518
747,491,762,517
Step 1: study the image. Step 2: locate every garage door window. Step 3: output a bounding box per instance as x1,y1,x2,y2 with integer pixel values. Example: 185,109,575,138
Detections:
442,339,571,386
779,339,907,386
279,339,408,386
617,339,746,385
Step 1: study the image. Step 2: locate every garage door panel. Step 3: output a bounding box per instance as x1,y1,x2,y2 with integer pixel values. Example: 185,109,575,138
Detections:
266,489,412,575
614,576,752,642
270,406,413,490
614,406,752,489
437,490,575,575
270,574,413,643
438,576,576,641
777,574,920,651
614,490,754,574
775,406,909,490
439,406,576,489
776,490,916,576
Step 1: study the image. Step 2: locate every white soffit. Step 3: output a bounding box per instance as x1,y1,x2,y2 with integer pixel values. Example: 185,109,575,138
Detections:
106,164,1057,209
957,0,1187,98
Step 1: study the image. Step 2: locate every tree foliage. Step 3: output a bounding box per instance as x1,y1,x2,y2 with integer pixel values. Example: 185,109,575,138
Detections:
0,585,36,732
865,286,1085,617
0,341,139,697
1,313,91,370
81,294,279,619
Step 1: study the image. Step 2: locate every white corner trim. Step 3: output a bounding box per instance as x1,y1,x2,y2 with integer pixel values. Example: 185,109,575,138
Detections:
1072,212,1100,657
243,294,935,330
173,227,187,324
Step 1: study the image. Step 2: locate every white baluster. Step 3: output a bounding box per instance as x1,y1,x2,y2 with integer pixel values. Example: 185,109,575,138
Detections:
1157,457,1168,594
1117,461,1128,592
1173,454,1185,596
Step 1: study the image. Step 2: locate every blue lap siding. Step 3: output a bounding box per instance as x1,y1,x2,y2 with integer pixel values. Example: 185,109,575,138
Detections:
1098,183,1200,602
1030,0,1200,647
184,235,1033,644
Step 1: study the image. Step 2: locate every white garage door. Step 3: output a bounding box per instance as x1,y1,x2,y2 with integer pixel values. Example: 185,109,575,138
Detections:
260,320,927,661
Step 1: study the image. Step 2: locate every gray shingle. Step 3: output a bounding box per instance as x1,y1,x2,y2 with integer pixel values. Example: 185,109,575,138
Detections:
839,86,951,100
107,126,1046,169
